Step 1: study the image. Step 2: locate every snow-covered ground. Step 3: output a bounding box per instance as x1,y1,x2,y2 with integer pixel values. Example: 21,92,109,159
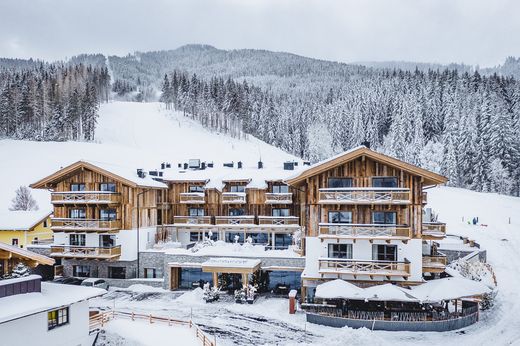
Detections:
89,186,520,346
0,101,297,211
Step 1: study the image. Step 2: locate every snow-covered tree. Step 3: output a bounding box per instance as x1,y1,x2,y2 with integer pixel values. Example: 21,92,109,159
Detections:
9,186,39,211
306,122,335,163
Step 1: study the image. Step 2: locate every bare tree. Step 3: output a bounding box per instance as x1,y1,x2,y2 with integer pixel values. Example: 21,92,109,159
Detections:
9,186,39,211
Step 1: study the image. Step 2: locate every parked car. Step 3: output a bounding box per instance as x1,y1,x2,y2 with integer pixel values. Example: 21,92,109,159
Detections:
81,278,109,290
61,277,85,285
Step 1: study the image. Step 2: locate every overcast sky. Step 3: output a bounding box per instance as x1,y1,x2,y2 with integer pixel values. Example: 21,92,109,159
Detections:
0,0,518,67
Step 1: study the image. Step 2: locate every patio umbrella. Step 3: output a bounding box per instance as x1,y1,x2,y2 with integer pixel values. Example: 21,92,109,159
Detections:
363,283,419,302
410,277,492,303
315,279,365,300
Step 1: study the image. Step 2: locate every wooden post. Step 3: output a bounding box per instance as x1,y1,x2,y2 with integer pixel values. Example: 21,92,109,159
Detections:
242,273,248,288
149,314,152,324
213,272,218,288
131,312,135,321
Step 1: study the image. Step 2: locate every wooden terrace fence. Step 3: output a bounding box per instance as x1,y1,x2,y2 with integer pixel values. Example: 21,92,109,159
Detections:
90,310,216,346
51,192,120,204
318,188,411,205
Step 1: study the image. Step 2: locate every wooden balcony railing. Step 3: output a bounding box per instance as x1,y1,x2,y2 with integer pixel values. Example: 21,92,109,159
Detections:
50,245,121,259
264,193,293,204
319,223,411,239
173,216,212,225
258,216,300,226
221,192,246,204
318,188,411,205
214,216,255,225
51,192,121,204
319,258,411,278
179,192,205,204
51,218,121,232
422,254,447,272
422,222,447,239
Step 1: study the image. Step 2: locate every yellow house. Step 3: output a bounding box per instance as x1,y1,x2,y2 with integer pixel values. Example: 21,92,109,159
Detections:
0,210,53,248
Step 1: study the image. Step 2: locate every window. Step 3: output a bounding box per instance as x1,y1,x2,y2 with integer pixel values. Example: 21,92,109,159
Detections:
226,232,244,243
69,208,86,219
272,208,290,217
190,232,201,242
100,208,116,221
372,211,397,224
205,230,218,241
43,220,48,227
372,177,398,188
372,244,397,261
328,211,352,223
70,183,85,191
328,178,353,188
108,266,126,279
189,208,205,216
72,265,90,277
70,234,86,246
48,307,69,330
272,184,289,193
99,234,116,247
179,268,213,289
189,185,204,193
229,208,245,216
11,238,19,246
328,244,353,258
246,233,268,245
99,183,116,192
144,268,158,279
268,271,302,290
229,185,245,193
274,233,292,249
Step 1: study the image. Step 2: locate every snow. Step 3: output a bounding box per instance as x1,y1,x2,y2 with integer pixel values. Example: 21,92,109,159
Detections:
409,277,492,303
159,241,302,258
0,282,105,323
202,257,261,269
102,319,200,346
0,209,52,230
0,101,297,211
314,279,364,300
363,283,418,302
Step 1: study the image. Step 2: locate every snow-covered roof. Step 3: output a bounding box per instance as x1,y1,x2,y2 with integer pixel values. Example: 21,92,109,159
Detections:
0,242,54,265
30,160,167,189
0,281,105,323
0,209,52,231
202,257,261,269
162,162,305,191
410,277,492,303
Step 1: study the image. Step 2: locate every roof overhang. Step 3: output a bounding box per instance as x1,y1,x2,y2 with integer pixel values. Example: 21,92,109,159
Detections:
285,147,448,186
0,242,55,266
201,257,261,274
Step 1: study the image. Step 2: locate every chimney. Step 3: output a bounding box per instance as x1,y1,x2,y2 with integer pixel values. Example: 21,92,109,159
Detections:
237,161,243,169
258,161,263,169
183,163,188,169
361,140,371,149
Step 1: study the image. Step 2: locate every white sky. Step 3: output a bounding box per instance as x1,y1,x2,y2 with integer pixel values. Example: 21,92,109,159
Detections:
0,0,518,67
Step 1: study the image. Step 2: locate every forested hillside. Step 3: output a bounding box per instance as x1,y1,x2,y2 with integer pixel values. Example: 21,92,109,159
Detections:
0,62,110,141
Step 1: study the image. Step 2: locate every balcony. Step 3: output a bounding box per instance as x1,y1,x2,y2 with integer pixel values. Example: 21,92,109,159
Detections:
319,258,411,279
51,192,120,205
172,216,212,225
258,216,300,226
319,223,411,241
318,188,411,205
422,254,447,273
50,245,121,260
214,215,255,225
265,193,293,204
51,218,121,232
179,192,205,204
221,192,246,204
422,222,447,239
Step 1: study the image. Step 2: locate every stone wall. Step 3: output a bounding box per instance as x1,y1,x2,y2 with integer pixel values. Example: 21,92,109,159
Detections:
61,259,137,279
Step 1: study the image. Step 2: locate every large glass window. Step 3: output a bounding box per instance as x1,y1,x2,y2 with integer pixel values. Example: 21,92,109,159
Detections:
72,265,90,277
99,183,116,192
144,268,161,279
272,208,290,217
70,183,85,191
372,177,398,188
189,185,204,193
48,307,69,330
190,232,201,242
229,208,245,216
246,232,268,245
272,184,289,193
108,266,126,279
69,208,86,219
179,268,213,289
229,185,245,193
100,208,116,221
189,208,204,216
99,234,116,247
372,211,397,224
372,244,397,261
328,178,353,188
274,233,292,249
328,211,352,223
328,244,353,258
226,232,244,243
268,271,302,290
70,234,85,246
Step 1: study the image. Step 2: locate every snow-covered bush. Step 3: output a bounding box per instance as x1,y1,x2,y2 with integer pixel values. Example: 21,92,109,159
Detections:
203,282,220,303
5,262,30,279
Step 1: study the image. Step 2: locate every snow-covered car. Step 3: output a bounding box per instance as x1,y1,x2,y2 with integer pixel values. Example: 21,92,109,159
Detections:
81,278,109,290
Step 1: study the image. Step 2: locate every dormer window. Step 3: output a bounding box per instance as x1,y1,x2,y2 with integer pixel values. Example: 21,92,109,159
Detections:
229,185,245,193
272,184,289,193
372,177,398,188
328,178,352,188
70,183,85,191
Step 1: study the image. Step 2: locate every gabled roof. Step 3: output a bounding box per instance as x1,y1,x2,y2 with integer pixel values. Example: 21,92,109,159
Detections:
0,210,52,231
0,242,55,266
30,160,168,190
285,146,448,186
